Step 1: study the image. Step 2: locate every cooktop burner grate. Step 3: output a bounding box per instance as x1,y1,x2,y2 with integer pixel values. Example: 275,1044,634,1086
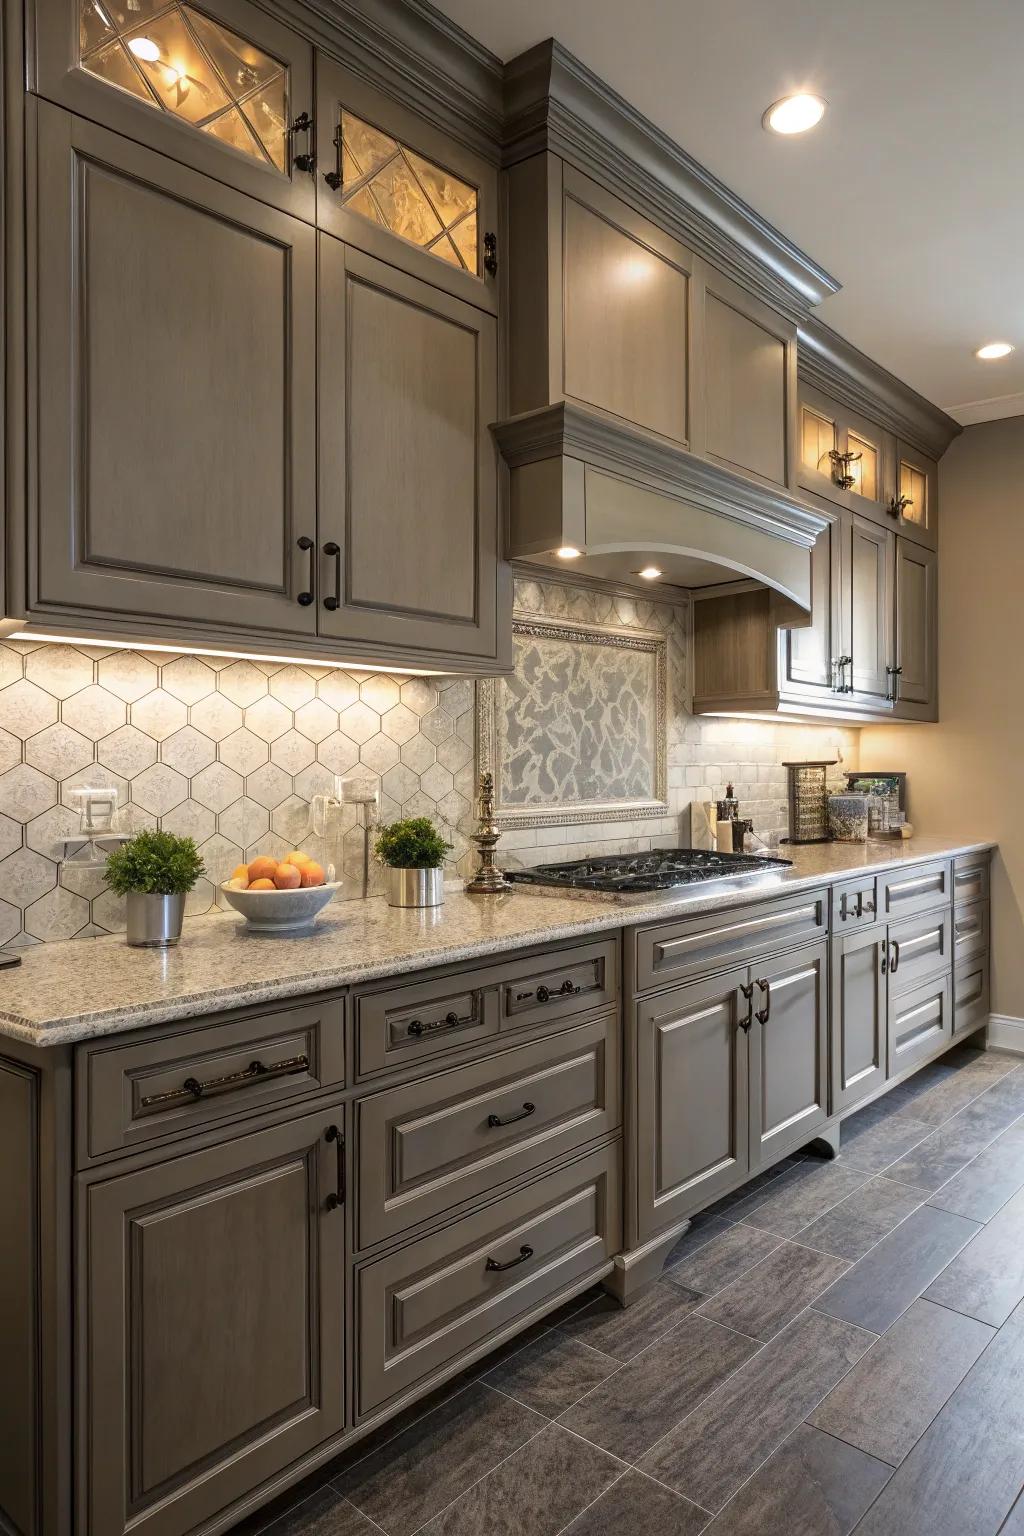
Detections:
505,848,792,894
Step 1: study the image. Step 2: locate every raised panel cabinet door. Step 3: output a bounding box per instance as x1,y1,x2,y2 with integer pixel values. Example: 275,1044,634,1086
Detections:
32,102,318,637
32,0,315,218
748,942,828,1168
696,263,797,490
82,1107,346,1536
895,538,938,715
781,500,844,697
888,972,952,1078
634,968,749,1242
315,57,498,314
831,927,888,1113
893,440,939,550
560,166,695,445
846,512,895,702
797,383,843,505
318,236,501,663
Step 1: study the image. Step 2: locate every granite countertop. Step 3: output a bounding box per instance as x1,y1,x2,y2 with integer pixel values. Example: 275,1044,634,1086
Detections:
0,835,994,1047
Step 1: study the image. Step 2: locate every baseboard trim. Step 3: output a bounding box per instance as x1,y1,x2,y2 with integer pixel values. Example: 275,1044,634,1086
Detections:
988,1014,1024,1055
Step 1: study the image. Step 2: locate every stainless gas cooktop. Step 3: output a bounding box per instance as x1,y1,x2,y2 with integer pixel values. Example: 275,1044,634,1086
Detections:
505,848,792,901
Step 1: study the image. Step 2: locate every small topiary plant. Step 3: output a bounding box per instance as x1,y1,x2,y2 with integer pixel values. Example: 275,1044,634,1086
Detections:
104,829,206,896
373,817,451,870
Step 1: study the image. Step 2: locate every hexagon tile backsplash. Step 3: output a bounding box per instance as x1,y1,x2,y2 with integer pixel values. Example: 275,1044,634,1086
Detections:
0,576,858,945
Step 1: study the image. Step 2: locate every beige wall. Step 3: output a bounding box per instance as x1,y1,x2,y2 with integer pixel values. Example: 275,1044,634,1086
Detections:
861,414,1024,1017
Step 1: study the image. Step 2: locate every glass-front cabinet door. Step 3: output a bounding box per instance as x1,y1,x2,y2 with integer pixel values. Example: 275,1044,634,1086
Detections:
798,384,895,522
32,0,315,217
891,440,939,551
316,58,498,313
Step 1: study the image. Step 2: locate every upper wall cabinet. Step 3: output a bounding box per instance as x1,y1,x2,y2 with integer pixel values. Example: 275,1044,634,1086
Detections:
317,237,503,662
32,0,316,217
30,101,319,638
893,439,939,550
315,59,498,314
507,156,697,444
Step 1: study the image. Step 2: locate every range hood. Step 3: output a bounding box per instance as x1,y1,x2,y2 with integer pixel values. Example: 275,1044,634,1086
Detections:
493,403,828,610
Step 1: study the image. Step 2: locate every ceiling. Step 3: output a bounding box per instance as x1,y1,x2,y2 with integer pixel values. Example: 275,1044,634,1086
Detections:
433,0,1024,424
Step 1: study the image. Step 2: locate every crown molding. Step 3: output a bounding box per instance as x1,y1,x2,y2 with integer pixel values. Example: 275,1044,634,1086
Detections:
798,318,960,460
501,39,840,324
944,391,1024,428
493,402,828,551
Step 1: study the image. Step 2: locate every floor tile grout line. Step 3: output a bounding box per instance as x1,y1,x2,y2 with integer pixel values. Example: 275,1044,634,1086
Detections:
625,1465,715,1519
548,1466,633,1536
400,1412,552,1536
806,1417,900,1470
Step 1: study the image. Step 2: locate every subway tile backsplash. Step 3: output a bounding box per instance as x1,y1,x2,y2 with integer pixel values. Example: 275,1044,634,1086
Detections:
0,576,858,943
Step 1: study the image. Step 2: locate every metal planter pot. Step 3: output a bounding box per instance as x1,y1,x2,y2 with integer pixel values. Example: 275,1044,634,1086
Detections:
385,867,445,909
126,891,187,947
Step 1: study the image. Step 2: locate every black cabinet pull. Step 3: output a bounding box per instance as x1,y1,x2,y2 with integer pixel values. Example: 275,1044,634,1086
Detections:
323,541,341,611
535,984,551,1003
755,977,771,1025
483,231,498,276
889,940,901,974
296,535,315,605
485,1244,533,1273
407,1010,463,1038
139,1053,309,1109
739,982,754,1033
534,979,581,1005
324,126,343,189
487,1101,535,1129
291,112,315,172
324,1124,345,1211
881,948,889,975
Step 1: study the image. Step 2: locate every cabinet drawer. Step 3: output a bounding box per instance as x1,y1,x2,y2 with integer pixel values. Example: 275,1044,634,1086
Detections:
889,972,951,1077
954,901,990,966
954,856,991,908
356,1143,621,1415
888,909,953,995
499,941,618,1029
633,889,828,993
356,975,499,1078
79,998,345,1162
954,959,990,1038
832,878,879,930
879,861,951,919
356,1011,621,1248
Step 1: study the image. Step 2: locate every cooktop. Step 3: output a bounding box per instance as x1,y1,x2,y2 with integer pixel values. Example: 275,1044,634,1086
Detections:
506,848,792,898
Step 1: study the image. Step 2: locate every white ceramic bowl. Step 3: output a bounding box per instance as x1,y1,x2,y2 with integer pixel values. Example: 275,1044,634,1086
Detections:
219,881,341,933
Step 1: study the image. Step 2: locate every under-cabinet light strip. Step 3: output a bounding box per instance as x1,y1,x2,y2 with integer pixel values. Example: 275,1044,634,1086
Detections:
6,631,442,676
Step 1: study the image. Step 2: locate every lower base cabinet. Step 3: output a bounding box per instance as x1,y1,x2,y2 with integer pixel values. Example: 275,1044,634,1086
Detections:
831,926,888,1113
634,943,828,1242
82,1107,347,1536
888,971,952,1075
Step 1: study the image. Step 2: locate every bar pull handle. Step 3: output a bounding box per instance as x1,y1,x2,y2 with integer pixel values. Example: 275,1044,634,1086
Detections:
296,535,315,605
487,1101,535,1129
325,1124,344,1211
739,982,754,1033
485,1244,533,1273
139,1054,310,1109
755,977,771,1025
323,541,341,611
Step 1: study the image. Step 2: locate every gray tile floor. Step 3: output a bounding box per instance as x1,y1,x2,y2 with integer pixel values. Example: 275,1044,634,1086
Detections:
234,1044,1024,1536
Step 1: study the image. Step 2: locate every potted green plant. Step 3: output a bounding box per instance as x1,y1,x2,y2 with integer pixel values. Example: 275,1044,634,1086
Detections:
104,829,206,947
373,817,452,908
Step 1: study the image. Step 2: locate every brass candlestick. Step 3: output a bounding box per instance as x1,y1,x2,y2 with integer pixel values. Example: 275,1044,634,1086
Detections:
465,771,512,894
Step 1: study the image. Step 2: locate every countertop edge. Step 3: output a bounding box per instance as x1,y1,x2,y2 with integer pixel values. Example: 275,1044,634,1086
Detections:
0,839,996,1046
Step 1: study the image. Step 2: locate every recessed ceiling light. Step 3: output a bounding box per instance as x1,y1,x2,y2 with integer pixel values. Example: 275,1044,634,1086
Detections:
976,341,1014,360
127,35,161,61
634,566,663,580
556,546,582,559
762,93,827,135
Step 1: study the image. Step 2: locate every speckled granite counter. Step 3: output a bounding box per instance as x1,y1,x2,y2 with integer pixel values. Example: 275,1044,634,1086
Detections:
0,836,994,1046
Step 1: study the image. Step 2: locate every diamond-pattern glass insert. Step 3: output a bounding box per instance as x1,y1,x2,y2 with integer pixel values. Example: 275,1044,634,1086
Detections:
338,108,479,275
78,0,288,170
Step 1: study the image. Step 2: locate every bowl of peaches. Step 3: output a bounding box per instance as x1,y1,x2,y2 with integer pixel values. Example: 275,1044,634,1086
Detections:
219,853,341,933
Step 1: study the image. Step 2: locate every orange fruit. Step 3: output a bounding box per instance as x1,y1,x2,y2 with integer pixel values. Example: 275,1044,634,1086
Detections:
230,864,249,883
248,877,276,890
299,861,325,888
247,856,278,883
283,850,311,867
273,863,302,890
225,876,248,890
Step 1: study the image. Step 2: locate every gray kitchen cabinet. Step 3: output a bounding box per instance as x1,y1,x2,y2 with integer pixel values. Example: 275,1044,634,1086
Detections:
634,967,750,1241
317,235,505,664
780,502,845,700
32,0,316,219
30,100,319,639
82,1105,346,1536
831,925,888,1113
895,537,938,715
888,971,952,1077
507,155,698,443
893,439,939,550
747,942,828,1169
846,511,895,702
697,263,798,492
315,57,498,314
798,383,896,523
